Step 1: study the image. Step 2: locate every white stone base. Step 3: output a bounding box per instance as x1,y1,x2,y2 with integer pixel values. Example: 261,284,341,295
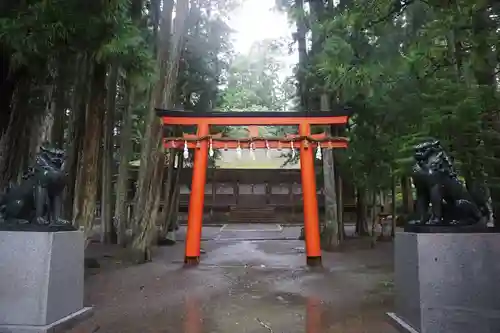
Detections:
0,307,93,333
0,231,92,332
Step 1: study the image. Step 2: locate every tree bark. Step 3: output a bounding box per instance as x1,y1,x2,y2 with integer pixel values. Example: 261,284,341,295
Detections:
158,148,175,238
320,93,339,250
355,187,369,235
294,0,308,111
336,169,345,241
129,0,188,262
114,82,135,246
73,62,107,242
51,65,67,149
35,81,55,149
471,6,500,224
0,76,32,188
130,151,165,262
370,190,378,247
111,0,145,245
391,173,397,238
64,54,90,219
101,64,119,244
400,176,413,213
0,47,22,139
164,154,183,235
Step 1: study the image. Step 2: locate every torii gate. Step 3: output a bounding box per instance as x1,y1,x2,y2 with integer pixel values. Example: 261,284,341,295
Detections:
156,109,351,266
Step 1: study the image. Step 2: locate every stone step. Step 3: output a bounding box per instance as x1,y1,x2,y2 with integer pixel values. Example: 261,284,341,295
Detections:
228,215,281,220
229,215,280,220
229,206,275,212
229,212,277,217
227,219,283,224
227,206,282,223
227,216,283,223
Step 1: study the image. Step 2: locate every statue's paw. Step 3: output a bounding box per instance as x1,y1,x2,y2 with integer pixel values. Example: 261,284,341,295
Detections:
426,218,442,226
55,218,70,225
451,218,477,226
48,218,71,227
34,217,49,225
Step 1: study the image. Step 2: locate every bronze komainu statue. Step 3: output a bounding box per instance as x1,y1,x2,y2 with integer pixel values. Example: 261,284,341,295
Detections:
0,146,73,229
411,140,489,227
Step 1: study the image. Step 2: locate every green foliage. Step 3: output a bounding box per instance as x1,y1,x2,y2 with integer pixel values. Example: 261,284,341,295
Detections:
284,0,500,193
176,0,237,113
219,38,295,112
98,21,156,84
0,1,131,66
0,0,156,92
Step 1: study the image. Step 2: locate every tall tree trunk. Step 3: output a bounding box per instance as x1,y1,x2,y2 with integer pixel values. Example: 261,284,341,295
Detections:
164,154,183,237
306,0,326,111
400,176,413,213
391,173,397,238
51,65,67,148
370,190,378,247
101,64,119,243
73,62,107,242
129,0,188,262
35,82,55,148
336,169,344,241
320,93,339,250
158,148,176,239
0,76,32,188
64,54,90,219
112,0,145,245
0,47,22,139
130,152,165,262
18,74,54,186
294,0,308,111
114,83,135,246
471,6,500,224
355,187,369,235
168,180,181,233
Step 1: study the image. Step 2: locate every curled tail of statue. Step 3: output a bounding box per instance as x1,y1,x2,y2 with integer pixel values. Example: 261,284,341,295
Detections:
0,189,6,222
467,181,494,224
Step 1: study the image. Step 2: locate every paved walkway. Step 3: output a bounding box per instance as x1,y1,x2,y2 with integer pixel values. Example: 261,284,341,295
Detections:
176,224,359,241
71,225,396,333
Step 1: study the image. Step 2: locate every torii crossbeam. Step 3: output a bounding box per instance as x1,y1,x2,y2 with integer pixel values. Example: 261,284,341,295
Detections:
156,109,352,266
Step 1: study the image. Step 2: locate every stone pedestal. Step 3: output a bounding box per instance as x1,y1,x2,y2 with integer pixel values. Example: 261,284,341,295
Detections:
0,230,92,333
387,231,500,333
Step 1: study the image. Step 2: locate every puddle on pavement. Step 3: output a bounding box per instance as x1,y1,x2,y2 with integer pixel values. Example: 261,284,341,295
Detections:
182,294,327,333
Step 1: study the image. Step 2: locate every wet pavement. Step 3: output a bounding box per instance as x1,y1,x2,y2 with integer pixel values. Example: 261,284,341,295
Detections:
176,224,359,241
70,225,396,333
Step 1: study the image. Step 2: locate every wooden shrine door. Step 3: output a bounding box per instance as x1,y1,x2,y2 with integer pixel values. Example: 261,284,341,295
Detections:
237,183,267,208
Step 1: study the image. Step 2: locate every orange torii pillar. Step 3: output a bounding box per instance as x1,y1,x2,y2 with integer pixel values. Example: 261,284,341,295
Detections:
184,123,209,265
299,122,322,266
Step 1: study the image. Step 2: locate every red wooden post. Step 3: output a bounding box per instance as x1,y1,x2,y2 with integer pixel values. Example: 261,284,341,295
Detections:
185,122,209,265
299,122,322,266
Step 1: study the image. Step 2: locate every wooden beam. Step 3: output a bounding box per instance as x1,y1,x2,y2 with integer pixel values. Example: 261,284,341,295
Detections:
156,108,352,119
162,116,349,126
